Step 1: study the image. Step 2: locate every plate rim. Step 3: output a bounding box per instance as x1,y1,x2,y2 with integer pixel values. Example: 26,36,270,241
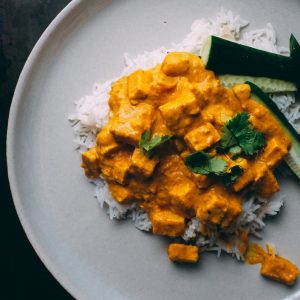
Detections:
6,0,85,299
6,1,300,299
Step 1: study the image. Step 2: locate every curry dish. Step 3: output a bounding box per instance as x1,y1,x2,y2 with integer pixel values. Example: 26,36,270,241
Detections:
81,52,299,285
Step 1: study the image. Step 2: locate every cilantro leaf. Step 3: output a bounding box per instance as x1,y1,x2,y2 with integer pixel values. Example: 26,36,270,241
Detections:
139,131,151,147
215,146,227,154
229,145,242,155
139,130,172,157
209,157,228,175
239,130,266,156
222,165,244,187
185,151,244,186
185,151,227,176
220,126,238,148
227,112,250,138
219,112,266,156
184,151,211,174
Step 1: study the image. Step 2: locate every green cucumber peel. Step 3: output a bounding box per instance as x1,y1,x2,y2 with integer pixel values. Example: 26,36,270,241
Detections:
246,81,300,179
219,74,297,93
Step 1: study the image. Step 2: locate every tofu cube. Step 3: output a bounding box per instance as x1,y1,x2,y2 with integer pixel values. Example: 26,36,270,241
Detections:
96,122,120,156
167,243,199,263
127,70,150,102
162,52,190,76
158,91,199,133
159,100,183,128
111,154,131,184
81,147,100,178
151,210,185,237
151,110,172,137
156,71,178,91
109,183,134,204
262,138,289,169
232,84,251,101
222,197,242,228
159,92,199,119
100,150,132,184
179,91,200,116
197,190,228,225
197,186,241,227
192,173,213,189
252,161,269,184
232,159,254,192
130,148,159,177
169,181,197,211
184,123,220,151
110,103,154,145
257,169,280,198
109,77,128,112
261,256,299,286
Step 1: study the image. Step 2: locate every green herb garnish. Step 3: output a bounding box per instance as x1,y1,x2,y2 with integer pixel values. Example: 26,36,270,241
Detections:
185,151,227,175
185,151,243,186
222,165,244,187
219,112,266,156
229,145,243,160
139,130,172,157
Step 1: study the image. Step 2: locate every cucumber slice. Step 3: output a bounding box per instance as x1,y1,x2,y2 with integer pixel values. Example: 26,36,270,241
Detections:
201,36,296,82
219,74,297,93
289,34,300,88
246,81,300,179
290,34,300,61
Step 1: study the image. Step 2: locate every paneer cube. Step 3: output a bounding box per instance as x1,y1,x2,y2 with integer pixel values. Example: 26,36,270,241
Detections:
159,91,199,134
162,52,190,76
151,111,172,137
232,159,255,192
109,183,134,204
252,161,269,184
196,186,229,225
232,84,251,101
262,137,289,169
156,71,178,91
167,243,199,263
127,70,151,103
222,196,242,228
111,157,131,185
193,79,222,103
261,256,299,286
159,91,199,120
100,150,132,184
96,122,120,156
110,103,154,145
130,148,159,177
196,184,241,227
109,77,128,113
184,123,220,151
169,181,197,211
81,147,100,178
192,173,213,189
151,210,185,237
257,168,280,198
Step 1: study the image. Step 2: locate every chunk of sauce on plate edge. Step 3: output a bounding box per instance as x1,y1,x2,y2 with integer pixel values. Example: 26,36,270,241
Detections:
81,52,298,285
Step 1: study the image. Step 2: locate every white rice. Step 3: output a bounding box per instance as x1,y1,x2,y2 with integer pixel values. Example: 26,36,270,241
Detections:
69,10,300,259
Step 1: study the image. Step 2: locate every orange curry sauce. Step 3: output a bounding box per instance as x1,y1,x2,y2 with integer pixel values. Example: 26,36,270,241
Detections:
81,52,298,285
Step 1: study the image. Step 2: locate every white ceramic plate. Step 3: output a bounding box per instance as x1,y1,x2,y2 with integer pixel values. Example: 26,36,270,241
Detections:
7,0,300,299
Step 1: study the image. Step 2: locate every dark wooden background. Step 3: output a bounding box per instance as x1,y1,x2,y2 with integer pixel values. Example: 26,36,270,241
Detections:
1,1,74,299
